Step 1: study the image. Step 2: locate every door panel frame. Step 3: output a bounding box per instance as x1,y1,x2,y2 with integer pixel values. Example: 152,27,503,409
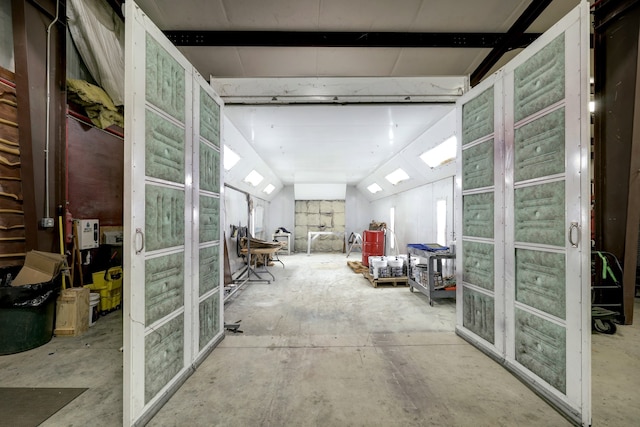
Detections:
455,3,590,425
124,2,225,425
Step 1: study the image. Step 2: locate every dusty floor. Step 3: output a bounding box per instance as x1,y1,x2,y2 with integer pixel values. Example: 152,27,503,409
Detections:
0,253,638,426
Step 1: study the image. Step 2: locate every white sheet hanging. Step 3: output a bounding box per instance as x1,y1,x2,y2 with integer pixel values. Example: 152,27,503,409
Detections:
67,0,124,106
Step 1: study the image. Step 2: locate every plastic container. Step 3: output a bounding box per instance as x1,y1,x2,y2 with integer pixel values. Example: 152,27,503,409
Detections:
362,230,384,266
0,266,59,355
89,292,100,326
371,258,388,279
368,256,386,276
388,258,403,277
415,263,429,285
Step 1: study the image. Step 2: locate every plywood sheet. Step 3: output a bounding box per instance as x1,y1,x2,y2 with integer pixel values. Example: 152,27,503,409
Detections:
67,117,123,226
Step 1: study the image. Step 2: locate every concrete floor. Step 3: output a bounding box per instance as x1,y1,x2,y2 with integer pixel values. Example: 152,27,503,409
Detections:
1,253,639,426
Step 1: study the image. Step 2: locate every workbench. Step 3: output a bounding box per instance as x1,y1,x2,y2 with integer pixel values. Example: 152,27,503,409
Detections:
239,243,285,284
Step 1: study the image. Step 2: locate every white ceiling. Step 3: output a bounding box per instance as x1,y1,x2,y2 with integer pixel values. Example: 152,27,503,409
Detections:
132,0,583,199
224,103,454,185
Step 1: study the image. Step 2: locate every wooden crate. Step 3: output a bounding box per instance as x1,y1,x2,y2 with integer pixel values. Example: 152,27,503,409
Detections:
362,271,409,288
54,287,89,336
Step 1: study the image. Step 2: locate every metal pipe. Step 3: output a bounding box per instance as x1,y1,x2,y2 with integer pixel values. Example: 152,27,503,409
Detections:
44,0,60,222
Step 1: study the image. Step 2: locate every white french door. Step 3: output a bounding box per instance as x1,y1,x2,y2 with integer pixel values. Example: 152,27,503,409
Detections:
123,2,224,425
456,3,591,425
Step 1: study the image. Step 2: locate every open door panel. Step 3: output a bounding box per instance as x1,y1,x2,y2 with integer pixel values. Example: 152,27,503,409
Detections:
456,2,591,425
123,2,224,425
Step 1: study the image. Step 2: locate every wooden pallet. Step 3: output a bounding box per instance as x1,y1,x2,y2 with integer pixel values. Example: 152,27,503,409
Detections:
362,271,409,288
347,260,368,274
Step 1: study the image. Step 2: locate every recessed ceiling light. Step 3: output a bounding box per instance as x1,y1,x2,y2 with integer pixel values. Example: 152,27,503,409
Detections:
223,145,240,171
385,168,410,185
244,170,263,186
367,183,383,194
419,136,457,168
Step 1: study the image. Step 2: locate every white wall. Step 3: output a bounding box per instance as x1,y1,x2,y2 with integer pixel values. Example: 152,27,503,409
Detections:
346,185,370,237
255,178,454,260
368,177,455,256
266,185,295,238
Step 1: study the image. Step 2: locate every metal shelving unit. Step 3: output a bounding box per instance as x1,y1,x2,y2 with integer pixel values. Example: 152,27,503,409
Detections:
407,247,455,306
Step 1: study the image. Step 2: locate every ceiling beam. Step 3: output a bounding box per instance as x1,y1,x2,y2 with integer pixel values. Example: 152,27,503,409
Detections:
164,30,541,49
470,0,553,86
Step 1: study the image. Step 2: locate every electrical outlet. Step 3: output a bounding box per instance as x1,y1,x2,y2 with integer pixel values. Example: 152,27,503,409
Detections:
40,218,55,228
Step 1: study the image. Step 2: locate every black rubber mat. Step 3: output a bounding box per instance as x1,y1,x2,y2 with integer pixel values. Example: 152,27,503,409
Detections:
0,387,87,427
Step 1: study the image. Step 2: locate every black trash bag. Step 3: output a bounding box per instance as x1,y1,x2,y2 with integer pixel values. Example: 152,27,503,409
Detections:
0,266,60,308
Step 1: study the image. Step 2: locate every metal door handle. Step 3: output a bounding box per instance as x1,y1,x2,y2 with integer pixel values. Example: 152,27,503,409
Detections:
135,228,145,254
568,222,579,248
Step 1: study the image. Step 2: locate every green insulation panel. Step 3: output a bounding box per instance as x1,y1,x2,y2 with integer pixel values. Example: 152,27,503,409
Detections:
145,110,185,184
145,252,184,325
462,240,495,291
514,108,565,183
199,292,220,351
199,245,219,296
462,87,494,146
145,185,185,251
199,142,220,193
145,34,185,123
463,139,494,190
515,308,566,394
514,34,565,123
145,314,184,403
463,287,495,344
199,88,220,146
516,249,566,319
463,192,494,238
514,181,565,247
199,196,219,243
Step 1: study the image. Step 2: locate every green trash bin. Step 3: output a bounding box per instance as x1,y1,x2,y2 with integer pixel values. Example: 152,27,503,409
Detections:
0,267,59,355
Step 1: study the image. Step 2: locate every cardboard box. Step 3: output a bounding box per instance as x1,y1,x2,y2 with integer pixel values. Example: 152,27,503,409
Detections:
54,287,89,336
11,251,68,287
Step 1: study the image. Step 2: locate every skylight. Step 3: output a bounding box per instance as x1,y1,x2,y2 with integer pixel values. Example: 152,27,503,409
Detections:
419,136,457,168
244,170,263,186
385,168,410,185
223,145,241,171
263,184,275,194
367,183,383,194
